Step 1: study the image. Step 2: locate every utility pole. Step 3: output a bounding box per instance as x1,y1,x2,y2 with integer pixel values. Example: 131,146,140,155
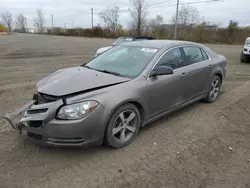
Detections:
64,23,67,30
51,14,54,29
91,8,94,36
174,0,179,40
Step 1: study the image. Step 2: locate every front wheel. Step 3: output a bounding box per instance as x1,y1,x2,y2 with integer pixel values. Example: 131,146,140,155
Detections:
204,75,222,103
104,103,140,149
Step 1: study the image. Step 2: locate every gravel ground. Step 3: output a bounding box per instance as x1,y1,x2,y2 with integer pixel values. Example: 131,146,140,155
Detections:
0,34,250,188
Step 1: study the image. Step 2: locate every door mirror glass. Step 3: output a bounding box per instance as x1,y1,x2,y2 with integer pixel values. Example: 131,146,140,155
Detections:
151,66,174,77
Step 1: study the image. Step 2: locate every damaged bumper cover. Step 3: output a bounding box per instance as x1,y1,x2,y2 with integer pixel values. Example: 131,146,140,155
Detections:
3,97,105,147
4,100,35,130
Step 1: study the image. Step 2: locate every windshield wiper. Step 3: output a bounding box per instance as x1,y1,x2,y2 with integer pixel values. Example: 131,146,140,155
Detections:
84,65,93,69
84,66,123,77
98,69,122,76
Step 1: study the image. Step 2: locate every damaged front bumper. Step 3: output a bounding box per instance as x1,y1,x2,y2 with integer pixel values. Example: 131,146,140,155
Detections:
3,98,106,147
4,100,35,130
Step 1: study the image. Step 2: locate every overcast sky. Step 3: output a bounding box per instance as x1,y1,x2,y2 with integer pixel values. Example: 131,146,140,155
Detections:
1,0,249,29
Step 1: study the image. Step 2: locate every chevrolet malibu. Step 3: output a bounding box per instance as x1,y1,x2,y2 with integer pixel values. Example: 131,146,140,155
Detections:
4,40,227,149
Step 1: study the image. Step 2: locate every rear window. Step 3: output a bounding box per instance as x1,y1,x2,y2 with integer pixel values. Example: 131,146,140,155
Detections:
183,46,204,64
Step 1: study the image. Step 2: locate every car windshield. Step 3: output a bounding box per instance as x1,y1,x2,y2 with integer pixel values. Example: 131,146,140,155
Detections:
113,37,133,45
245,39,250,45
85,45,158,78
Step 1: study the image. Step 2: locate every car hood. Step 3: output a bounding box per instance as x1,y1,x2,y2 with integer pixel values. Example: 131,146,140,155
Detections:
36,66,130,96
96,46,113,54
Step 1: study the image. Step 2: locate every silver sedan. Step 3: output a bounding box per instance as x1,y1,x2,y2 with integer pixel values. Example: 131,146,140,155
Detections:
4,40,227,149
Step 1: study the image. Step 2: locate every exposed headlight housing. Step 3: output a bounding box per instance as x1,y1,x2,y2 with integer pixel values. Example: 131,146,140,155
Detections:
57,101,98,120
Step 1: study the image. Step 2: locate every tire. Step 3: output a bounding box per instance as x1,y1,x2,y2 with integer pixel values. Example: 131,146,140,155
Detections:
104,103,141,149
240,51,246,63
204,75,222,103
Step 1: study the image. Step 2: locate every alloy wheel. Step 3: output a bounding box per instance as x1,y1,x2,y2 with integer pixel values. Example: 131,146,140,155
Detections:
209,78,220,100
112,110,138,143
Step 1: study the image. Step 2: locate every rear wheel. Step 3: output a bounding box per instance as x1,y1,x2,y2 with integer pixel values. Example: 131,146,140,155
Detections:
104,103,140,149
204,75,221,103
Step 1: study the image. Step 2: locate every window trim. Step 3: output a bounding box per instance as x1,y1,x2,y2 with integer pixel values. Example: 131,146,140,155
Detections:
200,48,205,60
147,44,211,79
200,48,209,61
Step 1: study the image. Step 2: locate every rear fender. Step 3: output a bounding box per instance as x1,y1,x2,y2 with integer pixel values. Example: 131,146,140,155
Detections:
213,55,227,81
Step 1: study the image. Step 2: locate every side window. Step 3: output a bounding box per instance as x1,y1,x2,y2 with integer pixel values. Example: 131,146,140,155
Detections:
200,49,209,60
156,48,184,70
183,46,204,64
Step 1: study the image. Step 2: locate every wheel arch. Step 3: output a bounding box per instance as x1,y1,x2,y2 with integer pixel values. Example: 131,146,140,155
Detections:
105,99,146,127
214,72,223,82
128,101,146,126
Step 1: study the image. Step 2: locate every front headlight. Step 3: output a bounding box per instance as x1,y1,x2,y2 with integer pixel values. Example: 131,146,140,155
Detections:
57,101,98,120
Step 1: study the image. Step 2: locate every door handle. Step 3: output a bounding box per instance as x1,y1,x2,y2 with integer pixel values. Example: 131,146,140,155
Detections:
181,72,187,77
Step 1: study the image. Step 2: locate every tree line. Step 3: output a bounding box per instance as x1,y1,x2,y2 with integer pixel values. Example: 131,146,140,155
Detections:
1,0,249,44
1,8,45,33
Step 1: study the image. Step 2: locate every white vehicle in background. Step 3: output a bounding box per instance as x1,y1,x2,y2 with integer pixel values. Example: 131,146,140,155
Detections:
95,36,153,57
240,37,250,63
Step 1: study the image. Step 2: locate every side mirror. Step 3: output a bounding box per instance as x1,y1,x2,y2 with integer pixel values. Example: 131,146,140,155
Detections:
150,66,174,77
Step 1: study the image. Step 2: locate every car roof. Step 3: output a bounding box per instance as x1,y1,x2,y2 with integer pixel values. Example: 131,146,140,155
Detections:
120,40,201,49
119,36,153,40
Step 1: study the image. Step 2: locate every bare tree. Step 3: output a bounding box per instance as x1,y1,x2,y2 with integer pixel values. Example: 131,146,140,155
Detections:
148,14,163,28
129,0,148,36
33,8,45,33
99,5,120,36
15,13,28,33
171,5,200,26
148,14,163,33
148,14,165,38
1,12,13,32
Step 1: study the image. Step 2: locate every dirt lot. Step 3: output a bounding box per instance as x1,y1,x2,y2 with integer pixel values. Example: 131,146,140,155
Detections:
0,34,250,188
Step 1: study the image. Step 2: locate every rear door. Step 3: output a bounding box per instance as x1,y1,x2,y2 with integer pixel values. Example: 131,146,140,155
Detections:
180,46,212,102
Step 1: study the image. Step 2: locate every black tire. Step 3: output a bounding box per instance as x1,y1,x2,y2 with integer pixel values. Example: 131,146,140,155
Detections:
104,103,140,149
240,51,246,63
204,75,222,103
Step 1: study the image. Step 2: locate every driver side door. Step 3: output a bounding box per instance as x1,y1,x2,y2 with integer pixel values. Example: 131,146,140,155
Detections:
147,47,188,119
